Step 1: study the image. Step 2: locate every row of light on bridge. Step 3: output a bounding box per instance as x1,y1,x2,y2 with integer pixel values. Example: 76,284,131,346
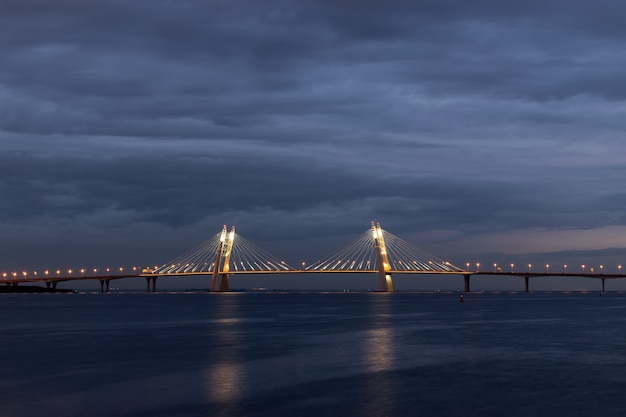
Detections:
1,266,159,280
467,262,623,274
5,262,625,278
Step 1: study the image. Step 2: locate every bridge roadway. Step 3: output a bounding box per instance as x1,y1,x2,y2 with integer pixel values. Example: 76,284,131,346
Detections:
3,270,626,292
472,271,626,293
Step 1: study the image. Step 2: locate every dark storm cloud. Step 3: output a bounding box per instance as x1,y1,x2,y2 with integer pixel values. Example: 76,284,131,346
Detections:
2,0,626,274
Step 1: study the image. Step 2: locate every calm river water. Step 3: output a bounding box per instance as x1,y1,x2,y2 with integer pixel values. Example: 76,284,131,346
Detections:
2,291,626,417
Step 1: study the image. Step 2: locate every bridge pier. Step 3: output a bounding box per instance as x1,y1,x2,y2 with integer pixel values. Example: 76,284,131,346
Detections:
377,273,386,291
601,278,605,293
210,274,230,292
45,282,58,290
100,279,111,293
371,223,394,292
219,274,230,291
463,274,470,292
210,225,235,292
377,273,394,292
524,276,529,292
145,277,157,292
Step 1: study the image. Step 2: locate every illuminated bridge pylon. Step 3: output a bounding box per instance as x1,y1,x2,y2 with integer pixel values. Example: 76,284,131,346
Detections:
305,221,464,292
152,225,296,291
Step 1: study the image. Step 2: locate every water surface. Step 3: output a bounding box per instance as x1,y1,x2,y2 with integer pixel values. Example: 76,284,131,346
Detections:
2,291,626,416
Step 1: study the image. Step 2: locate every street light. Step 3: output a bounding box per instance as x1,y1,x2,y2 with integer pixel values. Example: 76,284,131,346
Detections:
528,264,532,273
476,262,480,272
80,268,85,277
510,263,515,273
600,265,604,274
564,264,568,273
493,263,497,272
582,264,586,273
619,265,623,274
546,264,550,273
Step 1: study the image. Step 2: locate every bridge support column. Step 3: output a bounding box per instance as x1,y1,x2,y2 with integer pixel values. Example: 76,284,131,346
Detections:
377,273,394,292
100,280,111,293
377,273,386,291
210,273,220,292
46,282,57,290
372,222,394,292
601,278,605,293
146,277,157,292
524,276,530,293
463,274,470,292
219,274,230,291
211,226,235,292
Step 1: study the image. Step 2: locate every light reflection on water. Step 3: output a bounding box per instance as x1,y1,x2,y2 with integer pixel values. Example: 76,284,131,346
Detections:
365,305,394,373
205,297,245,407
365,327,394,372
207,362,245,403
362,295,396,417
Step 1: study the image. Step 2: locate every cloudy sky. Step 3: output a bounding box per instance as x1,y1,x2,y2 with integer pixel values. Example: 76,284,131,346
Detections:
2,0,626,290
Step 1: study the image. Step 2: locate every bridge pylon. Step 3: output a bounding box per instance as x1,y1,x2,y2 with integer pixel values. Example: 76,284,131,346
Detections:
210,225,235,292
372,222,394,292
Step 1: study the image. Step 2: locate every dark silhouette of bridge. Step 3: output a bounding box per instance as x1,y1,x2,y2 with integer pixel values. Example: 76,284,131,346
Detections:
2,222,625,293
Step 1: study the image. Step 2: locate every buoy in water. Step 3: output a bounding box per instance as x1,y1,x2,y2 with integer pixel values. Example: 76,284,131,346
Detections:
459,294,464,303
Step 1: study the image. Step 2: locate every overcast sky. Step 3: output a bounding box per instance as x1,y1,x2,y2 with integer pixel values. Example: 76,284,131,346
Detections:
2,0,626,290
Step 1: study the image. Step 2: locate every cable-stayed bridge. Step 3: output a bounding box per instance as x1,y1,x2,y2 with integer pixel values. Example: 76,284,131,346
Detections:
3,222,626,292
151,222,464,292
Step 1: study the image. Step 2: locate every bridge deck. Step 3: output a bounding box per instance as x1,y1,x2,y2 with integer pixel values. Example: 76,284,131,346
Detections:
3,270,626,286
